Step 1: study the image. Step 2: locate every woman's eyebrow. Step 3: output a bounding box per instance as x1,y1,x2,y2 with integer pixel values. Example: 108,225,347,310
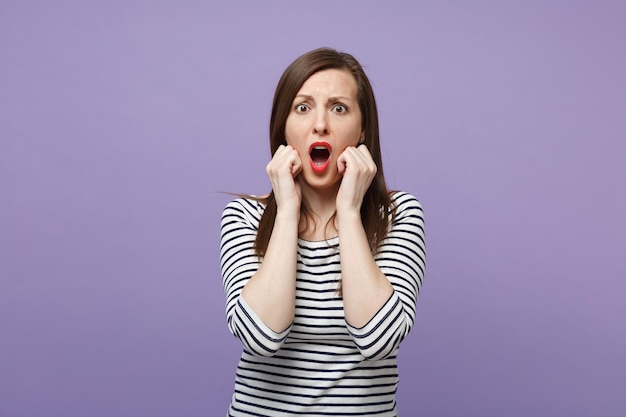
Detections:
294,94,314,102
328,96,352,102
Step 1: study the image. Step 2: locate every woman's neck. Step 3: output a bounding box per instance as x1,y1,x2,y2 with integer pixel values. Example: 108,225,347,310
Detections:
298,180,340,240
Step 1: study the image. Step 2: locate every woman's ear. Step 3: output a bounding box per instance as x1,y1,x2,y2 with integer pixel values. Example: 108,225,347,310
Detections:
359,131,365,144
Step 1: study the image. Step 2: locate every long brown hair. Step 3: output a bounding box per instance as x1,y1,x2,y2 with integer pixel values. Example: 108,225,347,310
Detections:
254,47,394,256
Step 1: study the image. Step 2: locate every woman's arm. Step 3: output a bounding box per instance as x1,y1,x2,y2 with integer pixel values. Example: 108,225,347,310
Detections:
240,145,302,332
336,144,391,328
220,145,302,356
336,146,425,359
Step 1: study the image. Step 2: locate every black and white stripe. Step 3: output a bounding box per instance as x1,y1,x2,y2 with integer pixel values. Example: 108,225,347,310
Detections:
220,192,426,416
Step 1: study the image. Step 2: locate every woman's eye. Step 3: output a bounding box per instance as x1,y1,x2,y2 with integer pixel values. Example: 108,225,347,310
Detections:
333,104,347,114
295,104,309,113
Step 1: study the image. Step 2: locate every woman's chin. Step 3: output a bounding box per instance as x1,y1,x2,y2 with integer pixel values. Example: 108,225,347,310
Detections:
300,169,341,194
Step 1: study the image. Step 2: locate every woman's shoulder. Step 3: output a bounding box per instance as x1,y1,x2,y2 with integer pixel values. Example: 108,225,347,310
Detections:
222,194,267,219
387,191,425,234
389,190,423,211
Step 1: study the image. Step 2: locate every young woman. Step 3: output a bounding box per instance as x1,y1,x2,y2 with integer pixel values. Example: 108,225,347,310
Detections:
220,47,426,416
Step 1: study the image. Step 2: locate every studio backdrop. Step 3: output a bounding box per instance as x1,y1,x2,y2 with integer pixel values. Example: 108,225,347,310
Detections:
1,1,624,416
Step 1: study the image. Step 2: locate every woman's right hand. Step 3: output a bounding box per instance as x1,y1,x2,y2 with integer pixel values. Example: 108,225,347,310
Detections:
266,144,302,215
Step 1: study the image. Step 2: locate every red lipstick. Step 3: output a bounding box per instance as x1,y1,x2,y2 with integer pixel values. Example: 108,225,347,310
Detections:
309,141,332,173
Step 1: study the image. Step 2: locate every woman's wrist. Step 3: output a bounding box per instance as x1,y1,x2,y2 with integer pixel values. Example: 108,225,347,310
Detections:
336,206,361,224
275,207,301,226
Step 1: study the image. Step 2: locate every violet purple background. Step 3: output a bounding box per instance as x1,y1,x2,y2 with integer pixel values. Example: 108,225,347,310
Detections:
1,1,625,416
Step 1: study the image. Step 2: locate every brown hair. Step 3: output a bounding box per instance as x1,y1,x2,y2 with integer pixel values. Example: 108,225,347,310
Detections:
254,47,394,256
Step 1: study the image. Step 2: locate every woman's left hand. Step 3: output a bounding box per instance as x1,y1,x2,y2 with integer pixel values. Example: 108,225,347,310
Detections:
336,144,377,214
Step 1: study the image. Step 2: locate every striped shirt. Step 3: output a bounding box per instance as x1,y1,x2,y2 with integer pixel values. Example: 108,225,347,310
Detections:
220,192,426,416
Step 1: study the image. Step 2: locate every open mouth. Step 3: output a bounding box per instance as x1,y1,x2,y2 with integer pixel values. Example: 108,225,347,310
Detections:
309,142,332,173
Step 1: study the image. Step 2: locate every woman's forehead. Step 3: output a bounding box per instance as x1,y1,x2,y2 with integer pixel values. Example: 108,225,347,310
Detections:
296,69,358,99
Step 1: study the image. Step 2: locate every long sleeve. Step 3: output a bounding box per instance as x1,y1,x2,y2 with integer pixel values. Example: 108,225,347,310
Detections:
346,192,426,359
220,198,292,356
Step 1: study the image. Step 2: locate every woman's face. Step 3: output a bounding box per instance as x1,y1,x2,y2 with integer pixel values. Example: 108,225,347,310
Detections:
284,68,363,191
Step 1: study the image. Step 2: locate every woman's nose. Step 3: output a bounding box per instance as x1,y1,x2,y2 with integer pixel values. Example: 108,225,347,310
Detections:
313,112,329,136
